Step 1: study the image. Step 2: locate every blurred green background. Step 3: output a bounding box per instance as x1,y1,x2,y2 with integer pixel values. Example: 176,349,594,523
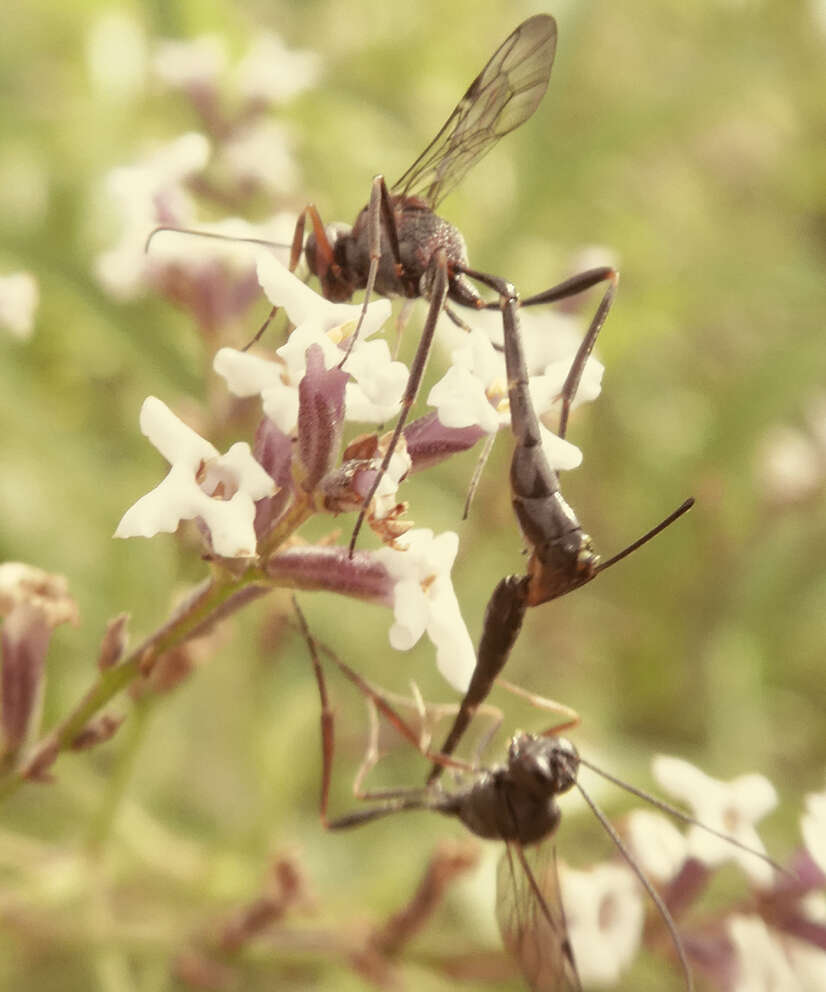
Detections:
1,0,825,989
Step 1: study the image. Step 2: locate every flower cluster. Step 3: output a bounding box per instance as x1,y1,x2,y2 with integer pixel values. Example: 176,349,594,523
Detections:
503,753,826,990
92,29,318,326
113,248,601,692
570,755,826,990
3,21,820,992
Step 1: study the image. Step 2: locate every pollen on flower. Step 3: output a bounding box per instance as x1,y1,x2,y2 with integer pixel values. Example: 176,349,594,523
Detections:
427,322,587,470
485,376,508,414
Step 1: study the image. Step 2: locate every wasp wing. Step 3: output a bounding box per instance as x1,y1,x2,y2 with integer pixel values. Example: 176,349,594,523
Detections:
392,14,557,209
496,842,581,992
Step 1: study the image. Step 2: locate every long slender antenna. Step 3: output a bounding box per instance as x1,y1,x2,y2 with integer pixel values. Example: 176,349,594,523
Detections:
596,498,695,574
144,225,292,255
463,432,497,520
578,756,788,876
575,782,694,992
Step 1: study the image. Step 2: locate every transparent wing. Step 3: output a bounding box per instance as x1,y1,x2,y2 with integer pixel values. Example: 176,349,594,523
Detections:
392,15,557,208
496,842,581,992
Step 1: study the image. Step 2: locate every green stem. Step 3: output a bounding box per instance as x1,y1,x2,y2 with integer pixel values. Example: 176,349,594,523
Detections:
0,493,317,804
0,570,249,801
84,698,153,856
0,481,337,804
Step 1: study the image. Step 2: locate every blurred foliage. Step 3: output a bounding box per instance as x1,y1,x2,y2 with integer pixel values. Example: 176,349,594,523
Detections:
0,0,825,989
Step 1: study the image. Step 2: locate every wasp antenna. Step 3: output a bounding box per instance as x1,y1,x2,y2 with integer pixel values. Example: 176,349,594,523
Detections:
143,224,292,255
578,756,789,877
575,781,695,992
462,433,497,520
595,497,695,574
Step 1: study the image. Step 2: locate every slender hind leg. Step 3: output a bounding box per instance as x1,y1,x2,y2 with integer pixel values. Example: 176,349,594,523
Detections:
293,599,472,829
478,264,619,439
348,249,450,556
428,266,692,782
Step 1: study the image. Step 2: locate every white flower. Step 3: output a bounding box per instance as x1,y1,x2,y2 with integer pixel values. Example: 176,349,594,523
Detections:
652,755,777,886
374,529,475,692
440,302,603,404
428,328,506,434
535,423,585,471
801,787,826,875
215,255,404,432
756,425,823,504
86,11,147,104
94,133,210,298
734,894,826,990
152,35,227,89
529,349,604,418
219,121,299,194
115,397,275,558
559,862,644,986
728,915,800,992
0,272,38,339
370,444,413,521
257,252,391,340
428,320,591,471
787,935,826,991
234,32,321,104
625,809,688,883
340,338,409,422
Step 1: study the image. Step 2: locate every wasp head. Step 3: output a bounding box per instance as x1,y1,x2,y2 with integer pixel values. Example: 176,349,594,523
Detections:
304,222,357,302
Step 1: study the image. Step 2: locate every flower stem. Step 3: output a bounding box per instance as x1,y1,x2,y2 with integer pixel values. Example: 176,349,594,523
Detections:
0,569,262,802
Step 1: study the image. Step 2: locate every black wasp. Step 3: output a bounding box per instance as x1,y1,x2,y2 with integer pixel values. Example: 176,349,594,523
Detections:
294,604,782,992
293,14,605,554
153,16,619,552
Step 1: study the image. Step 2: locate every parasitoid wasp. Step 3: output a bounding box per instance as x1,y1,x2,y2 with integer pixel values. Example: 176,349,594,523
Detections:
294,603,783,992
152,15,621,553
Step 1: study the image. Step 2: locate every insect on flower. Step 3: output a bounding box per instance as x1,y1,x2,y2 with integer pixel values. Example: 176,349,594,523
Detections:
426,266,694,780
293,603,785,992
152,15,623,553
